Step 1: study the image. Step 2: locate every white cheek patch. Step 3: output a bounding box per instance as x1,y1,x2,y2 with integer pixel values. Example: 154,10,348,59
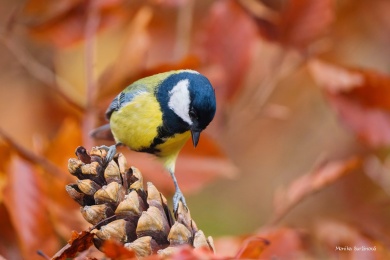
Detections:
168,79,192,125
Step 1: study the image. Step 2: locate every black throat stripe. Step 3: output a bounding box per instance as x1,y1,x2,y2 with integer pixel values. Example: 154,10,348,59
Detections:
138,125,174,155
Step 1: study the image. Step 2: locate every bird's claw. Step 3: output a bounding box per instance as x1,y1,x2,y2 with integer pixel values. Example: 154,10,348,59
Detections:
173,189,187,213
96,145,117,164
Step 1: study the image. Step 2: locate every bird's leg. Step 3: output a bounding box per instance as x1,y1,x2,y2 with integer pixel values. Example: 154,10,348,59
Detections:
169,169,187,212
97,143,121,163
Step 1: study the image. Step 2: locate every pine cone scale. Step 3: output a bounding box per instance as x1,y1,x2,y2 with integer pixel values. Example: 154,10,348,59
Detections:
65,146,214,257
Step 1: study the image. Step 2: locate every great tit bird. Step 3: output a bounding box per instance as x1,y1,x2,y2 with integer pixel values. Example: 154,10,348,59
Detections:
92,70,216,211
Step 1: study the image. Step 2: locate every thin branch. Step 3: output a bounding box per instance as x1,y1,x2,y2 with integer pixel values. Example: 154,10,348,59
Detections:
0,34,84,112
0,128,70,180
0,5,84,111
174,0,194,60
227,48,304,136
83,1,100,147
84,1,100,107
265,156,361,226
232,48,287,117
226,48,288,135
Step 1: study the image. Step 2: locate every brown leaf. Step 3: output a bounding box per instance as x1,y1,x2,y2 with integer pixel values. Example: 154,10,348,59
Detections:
159,245,223,260
364,155,390,196
39,119,88,238
199,0,258,101
0,141,11,174
309,60,390,147
51,230,95,260
308,59,365,93
235,236,269,259
24,0,128,48
309,59,390,110
148,0,191,7
212,237,243,258
0,204,23,259
3,155,59,259
24,0,83,20
314,220,389,259
346,71,390,111
0,128,65,179
271,157,360,225
97,6,153,101
255,227,309,259
278,0,335,49
244,0,334,49
329,95,390,147
101,240,136,260
1,122,87,243
43,118,82,170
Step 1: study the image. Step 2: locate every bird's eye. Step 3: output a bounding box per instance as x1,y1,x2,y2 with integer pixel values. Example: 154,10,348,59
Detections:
189,108,198,120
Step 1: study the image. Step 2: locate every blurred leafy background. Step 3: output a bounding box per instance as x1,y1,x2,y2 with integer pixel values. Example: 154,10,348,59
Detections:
1,0,390,259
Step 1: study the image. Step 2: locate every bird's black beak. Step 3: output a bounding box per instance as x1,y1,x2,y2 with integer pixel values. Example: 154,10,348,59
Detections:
191,130,201,147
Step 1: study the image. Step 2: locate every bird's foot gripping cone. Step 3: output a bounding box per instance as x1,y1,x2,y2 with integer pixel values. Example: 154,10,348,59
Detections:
66,146,215,258
173,188,187,213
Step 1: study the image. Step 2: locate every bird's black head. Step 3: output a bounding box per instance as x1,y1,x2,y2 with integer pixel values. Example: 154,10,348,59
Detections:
156,70,216,147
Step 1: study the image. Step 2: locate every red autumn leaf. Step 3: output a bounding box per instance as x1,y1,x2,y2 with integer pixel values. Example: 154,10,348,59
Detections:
235,236,269,259
51,230,95,260
101,240,136,259
212,237,243,258
364,156,390,196
159,245,223,260
24,0,83,19
308,59,365,93
43,118,82,170
244,0,334,49
236,0,279,42
3,155,59,259
0,141,11,173
271,157,360,224
97,6,153,101
42,120,89,239
0,205,23,260
148,0,191,7
314,220,385,259
255,227,309,259
309,59,390,109
278,0,335,49
2,119,88,240
329,95,390,147
23,0,128,48
199,0,258,101
309,59,390,147
347,74,390,110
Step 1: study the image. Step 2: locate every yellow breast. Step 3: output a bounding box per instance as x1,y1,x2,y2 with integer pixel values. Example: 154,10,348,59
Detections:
109,91,192,173
156,131,191,173
109,92,162,151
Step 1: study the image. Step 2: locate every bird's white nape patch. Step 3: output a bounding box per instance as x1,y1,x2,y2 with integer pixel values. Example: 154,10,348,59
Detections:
168,79,192,125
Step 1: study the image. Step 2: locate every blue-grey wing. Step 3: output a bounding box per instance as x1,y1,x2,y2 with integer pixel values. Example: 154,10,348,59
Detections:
105,85,148,120
105,92,124,119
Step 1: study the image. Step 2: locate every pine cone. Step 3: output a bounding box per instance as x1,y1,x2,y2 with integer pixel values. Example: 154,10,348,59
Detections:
66,146,215,258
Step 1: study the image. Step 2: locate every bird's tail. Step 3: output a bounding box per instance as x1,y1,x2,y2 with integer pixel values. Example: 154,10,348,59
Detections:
89,124,115,141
